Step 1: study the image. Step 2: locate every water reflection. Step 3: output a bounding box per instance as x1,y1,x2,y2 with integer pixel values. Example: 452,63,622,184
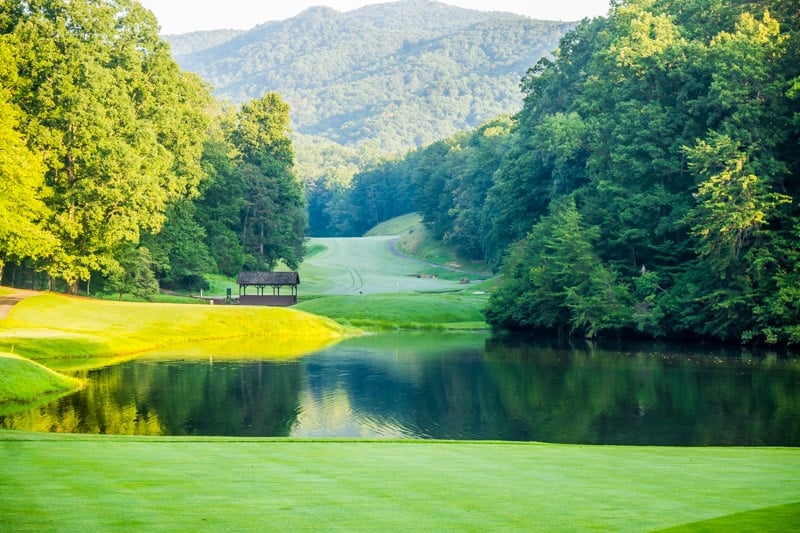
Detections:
2,333,798,445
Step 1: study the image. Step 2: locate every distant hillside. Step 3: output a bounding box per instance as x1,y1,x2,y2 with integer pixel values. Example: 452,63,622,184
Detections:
165,0,574,152
165,29,246,56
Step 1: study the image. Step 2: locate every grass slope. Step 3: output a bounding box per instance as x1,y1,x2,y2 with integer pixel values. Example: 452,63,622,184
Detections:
1,432,798,531
294,214,494,329
0,353,81,409
0,293,350,361
364,212,422,236
395,216,492,275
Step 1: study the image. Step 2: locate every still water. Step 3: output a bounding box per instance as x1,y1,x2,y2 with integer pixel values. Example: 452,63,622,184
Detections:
3,333,799,445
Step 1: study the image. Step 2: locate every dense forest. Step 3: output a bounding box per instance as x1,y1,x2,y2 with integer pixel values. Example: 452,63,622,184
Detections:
0,0,305,295
337,0,800,345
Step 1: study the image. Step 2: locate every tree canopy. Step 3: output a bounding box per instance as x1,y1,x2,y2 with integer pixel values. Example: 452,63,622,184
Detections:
2,0,211,291
340,0,800,346
0,1,307,294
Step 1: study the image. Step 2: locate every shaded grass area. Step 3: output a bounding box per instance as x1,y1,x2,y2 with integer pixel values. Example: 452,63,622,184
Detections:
94,292,206,304
656,501,800,532
0,354,82,412
395,215,492,276
1,431,799,531
295,292,489,330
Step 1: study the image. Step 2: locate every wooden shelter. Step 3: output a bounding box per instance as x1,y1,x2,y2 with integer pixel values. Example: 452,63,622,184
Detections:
236,271,300,306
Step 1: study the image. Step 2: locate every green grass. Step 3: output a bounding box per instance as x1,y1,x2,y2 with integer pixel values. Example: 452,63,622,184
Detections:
94,291,206,304
299,235,472,294
202,272,239,296
656,502,800,532
364,212,422,236
395,216,492,276
1,432,798,531
299,214,493,296
295,292,489,329
0,293,351,362
0,353,82,410
304,241,327,258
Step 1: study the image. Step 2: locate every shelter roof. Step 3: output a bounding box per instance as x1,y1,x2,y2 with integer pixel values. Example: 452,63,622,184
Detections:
237,271,300,286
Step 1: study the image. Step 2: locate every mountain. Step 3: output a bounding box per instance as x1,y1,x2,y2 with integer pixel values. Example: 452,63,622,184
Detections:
165,29,246,56
165,0,575,152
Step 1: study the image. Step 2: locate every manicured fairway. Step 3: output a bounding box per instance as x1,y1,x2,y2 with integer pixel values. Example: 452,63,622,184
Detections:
299,236,475,294
1,432,799,531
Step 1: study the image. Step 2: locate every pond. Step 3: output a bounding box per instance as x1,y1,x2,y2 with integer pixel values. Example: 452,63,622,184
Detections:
2,333,799,445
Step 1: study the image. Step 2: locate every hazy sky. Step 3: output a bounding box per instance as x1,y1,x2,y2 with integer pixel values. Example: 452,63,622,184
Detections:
138,0,611,35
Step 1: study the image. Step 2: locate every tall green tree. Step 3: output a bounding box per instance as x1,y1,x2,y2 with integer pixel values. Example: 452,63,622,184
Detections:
486,197,631,337
195,126,247,277
231,93,306,270
0,38,56,281
3,0,211,291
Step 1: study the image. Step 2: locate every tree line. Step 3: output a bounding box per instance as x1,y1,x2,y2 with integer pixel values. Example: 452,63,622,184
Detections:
0,0,305,296
334,0,800,346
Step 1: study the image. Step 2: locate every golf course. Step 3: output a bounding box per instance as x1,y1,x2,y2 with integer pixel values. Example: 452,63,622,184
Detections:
2,225,800,531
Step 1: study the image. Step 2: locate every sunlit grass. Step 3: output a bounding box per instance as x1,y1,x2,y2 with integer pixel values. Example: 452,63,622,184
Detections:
1,432,798,531
135,336,342,362
0,293,352,362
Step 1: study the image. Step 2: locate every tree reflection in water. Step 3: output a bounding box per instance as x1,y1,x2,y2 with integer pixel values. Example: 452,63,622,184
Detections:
2,334,798,445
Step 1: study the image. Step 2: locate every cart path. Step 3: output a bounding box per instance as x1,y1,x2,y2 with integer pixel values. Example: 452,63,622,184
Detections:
0,289,40,321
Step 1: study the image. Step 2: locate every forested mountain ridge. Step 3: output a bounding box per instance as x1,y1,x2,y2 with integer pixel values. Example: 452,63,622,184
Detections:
165,29,245,56
165,1,574,152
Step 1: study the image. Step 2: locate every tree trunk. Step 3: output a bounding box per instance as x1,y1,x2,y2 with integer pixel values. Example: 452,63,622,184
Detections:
67,280,79,295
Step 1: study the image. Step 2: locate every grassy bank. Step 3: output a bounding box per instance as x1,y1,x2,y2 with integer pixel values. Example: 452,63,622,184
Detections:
295,292,489,330
390,213,492,276
1,431,798,531
0,293,350,361
0,353,82,412
0,292,353,404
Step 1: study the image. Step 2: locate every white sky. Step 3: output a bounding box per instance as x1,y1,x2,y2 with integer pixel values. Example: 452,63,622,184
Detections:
138,0,612,35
